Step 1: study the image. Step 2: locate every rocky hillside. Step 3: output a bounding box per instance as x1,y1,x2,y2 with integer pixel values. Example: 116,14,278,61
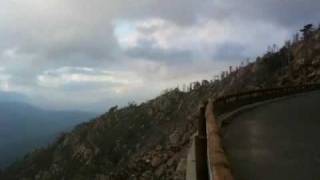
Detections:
2,25,320,180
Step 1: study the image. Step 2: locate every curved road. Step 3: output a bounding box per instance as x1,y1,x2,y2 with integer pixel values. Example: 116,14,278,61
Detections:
222,90,320,180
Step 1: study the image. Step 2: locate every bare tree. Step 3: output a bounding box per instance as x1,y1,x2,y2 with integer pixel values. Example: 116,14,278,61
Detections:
202,80,209,86
193,82,201,89
246,58,250,65
292,33,300,43
229,66,233,74
284,40,291,49
300,24,314,40
182,84,187,92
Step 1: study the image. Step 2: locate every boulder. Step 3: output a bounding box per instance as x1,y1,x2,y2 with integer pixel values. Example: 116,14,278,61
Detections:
169,131,181,146
151,155,162,167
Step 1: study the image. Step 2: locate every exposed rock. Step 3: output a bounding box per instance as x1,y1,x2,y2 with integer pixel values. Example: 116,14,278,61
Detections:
176,158,187,172
167,154,179,167
95,174,109,180
151,155,162,167
156,145,162,151
155,165,165,177
72,144,93,163
169,131,181,147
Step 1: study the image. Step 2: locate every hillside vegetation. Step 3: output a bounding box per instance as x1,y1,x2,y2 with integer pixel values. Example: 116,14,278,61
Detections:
2,25,320,180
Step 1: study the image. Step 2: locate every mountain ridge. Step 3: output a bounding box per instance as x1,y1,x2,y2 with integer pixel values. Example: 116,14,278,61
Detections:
2,24,320,180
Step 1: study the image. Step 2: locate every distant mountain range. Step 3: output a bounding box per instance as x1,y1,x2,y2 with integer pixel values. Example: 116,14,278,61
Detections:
0,100,95,168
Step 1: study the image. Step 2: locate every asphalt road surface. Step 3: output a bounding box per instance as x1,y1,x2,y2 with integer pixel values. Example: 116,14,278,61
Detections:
222,90,320,180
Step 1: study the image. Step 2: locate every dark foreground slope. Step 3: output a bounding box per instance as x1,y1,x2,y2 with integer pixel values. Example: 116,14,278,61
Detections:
2,26,320,180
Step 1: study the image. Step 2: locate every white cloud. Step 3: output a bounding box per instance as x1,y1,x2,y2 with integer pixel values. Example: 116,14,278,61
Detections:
116,17,290,63
0,0,319,111
0,67,12,91
37,67,143,91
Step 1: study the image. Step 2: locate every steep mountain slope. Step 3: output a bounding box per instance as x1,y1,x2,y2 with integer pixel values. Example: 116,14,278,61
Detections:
0,101,95,168
2,25,320,180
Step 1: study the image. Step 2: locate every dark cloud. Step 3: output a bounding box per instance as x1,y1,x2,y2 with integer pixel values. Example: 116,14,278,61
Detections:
207,0,320,28
0,0,319,111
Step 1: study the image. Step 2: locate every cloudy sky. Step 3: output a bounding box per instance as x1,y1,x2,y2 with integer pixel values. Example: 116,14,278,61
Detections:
0,0,319,112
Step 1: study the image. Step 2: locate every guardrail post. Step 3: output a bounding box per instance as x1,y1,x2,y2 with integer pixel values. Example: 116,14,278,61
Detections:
199,104,207,138
195,103,209,180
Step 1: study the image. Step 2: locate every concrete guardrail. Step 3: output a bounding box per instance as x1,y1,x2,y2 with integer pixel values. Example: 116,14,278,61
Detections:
187,83,320,180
